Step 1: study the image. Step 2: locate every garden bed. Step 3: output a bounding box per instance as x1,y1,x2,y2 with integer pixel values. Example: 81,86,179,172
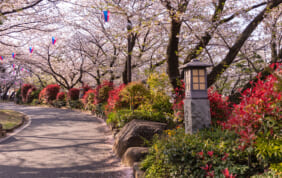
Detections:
0,110,26,132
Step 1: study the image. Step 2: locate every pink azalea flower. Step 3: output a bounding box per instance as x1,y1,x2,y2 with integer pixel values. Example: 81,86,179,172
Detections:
221,153,229,161
197,151,204,158
207,151,214,157
201,164,212,173
222,168,236,178
207,171,214,178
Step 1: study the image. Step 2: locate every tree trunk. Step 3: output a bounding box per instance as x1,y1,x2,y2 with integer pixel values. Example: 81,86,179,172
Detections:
109,52,117,83
2,85,12,100
127,40,132,83
123,60,128,84
166,19,181,89
96,69,101,86
123,19,137,85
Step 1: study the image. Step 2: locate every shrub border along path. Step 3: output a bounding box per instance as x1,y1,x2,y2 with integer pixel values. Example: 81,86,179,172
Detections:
0,102,132,178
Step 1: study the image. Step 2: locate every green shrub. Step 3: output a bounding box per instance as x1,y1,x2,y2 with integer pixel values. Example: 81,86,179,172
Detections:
53,100,66,108
141,128,266,178
15,88,22,104
120,82,150,111
147,72,173,114
251,169,280,178
68,100,83,109
255,136,282,173
92,103,107,116
27,89,40,103
106,109,173,129
147,72,171,94
82,89,95,110
94,81,113,105
84,92,96,111
151,93,173,114
15,88,21,98
31,99,40,105
138,94,173,115
97,82,113,103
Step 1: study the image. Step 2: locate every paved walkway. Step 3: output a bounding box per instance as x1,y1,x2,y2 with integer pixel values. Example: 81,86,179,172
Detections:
0,103,132,178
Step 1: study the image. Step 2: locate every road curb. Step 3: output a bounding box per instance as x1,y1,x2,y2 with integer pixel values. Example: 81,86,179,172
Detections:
0,111,31,143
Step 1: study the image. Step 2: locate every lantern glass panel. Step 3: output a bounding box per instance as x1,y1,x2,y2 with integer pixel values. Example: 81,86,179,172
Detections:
200,84,205,90
192,69,198,75
199,69,205,75
193,76,198,83
193,84,199,90
199,76,205,83
191,68,206,91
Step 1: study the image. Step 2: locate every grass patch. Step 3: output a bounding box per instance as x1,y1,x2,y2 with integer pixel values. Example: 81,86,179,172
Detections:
0,110,24,130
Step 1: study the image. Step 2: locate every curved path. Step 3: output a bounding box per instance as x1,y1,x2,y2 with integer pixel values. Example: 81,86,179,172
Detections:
0,103,132,178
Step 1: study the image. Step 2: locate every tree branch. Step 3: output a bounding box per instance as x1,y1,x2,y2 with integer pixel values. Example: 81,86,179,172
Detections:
207,0,282,87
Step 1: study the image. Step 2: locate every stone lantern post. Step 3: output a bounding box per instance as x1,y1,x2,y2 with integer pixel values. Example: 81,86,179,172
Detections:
180,59,212,134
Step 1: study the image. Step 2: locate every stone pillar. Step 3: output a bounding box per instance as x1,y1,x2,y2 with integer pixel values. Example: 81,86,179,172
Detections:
184,99,211,134
180,59,212,134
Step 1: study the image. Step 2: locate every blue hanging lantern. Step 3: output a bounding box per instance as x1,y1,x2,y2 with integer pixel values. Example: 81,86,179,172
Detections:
103,10,109,22
29,47,34,53
52,37,56,45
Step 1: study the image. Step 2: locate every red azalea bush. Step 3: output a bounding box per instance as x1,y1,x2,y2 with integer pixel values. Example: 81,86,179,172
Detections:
172,81,185,123
223,72,281,149
45,84,60,102
39,88,47,103
208,88,232,125
82,84,91,96
93,81,113,105
82,89,95,110
82,89,95,105
56,92,66,101
68,88,80,100
105,84,126,114
21,84,33,103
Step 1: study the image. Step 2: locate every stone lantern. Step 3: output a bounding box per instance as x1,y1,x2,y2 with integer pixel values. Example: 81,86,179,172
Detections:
180,59,212,134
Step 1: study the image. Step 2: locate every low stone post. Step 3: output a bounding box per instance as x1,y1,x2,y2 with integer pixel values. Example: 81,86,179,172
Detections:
180,59,212,134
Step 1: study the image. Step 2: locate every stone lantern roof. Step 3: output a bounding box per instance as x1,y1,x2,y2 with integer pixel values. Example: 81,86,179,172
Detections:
180,59,212,69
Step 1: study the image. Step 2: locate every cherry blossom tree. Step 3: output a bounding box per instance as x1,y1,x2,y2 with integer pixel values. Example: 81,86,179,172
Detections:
1,0,281,100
